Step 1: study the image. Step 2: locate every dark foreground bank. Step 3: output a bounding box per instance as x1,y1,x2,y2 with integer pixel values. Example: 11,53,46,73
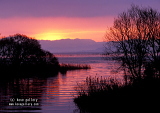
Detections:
0,63,91,78
74,76,160,113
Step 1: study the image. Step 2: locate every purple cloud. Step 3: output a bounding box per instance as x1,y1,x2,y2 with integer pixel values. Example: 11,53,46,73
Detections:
0,0,159,18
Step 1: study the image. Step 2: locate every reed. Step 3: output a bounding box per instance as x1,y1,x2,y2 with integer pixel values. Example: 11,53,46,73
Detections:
74,76,160,113
59,63,91,71
75,76,122,96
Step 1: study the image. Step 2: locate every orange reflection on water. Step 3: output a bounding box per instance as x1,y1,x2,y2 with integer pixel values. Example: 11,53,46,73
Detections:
0,54,124,112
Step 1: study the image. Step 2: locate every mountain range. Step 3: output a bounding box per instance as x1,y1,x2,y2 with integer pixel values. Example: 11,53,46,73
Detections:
39,39,106,54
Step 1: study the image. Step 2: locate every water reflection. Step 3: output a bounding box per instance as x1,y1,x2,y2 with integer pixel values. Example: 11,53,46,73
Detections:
0,75,60,112
0,72,78,113
0,54,123,113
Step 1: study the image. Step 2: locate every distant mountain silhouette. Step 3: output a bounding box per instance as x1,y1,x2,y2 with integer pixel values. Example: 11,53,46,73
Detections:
39,39,106,53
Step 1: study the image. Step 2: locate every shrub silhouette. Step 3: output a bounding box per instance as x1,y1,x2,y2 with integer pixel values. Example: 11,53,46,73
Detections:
74,76,160,113
0,34,59,74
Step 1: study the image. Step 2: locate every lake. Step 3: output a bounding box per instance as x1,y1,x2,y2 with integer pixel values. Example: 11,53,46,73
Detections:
0,53,123,113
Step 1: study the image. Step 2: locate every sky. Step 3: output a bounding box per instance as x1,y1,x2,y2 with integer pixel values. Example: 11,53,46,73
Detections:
0,0,160,42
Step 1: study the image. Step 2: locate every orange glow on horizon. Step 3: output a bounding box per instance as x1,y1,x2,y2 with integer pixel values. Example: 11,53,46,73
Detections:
34,32,66,40
0,17,114,42
33,30,106,41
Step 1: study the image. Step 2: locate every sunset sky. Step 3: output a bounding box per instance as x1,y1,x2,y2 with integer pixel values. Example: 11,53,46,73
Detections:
0,0,160,42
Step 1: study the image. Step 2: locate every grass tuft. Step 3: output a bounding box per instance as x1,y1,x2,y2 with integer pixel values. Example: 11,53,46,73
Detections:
74,76,160,113
59,64,91,71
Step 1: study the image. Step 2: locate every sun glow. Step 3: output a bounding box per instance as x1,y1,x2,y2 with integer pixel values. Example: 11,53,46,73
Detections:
34,32,67,40
33,30,106,41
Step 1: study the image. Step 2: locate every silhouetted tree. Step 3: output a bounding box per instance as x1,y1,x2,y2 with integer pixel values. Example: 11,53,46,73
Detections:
105,5,160,82
0,34,59,67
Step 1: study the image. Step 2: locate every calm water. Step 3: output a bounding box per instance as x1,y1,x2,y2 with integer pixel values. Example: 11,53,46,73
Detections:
0,54,123,113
